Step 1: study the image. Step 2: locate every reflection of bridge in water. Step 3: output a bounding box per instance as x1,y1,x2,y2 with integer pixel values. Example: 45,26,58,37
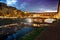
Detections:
0,22,35,40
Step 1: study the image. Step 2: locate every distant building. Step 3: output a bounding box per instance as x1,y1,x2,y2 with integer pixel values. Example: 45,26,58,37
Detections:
54,5,60,19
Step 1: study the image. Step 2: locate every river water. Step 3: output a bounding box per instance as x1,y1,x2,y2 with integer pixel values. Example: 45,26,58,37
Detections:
6,26,35,40
0,18,35,40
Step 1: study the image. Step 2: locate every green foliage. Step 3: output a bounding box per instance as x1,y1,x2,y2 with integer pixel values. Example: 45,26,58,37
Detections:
20,27,47,40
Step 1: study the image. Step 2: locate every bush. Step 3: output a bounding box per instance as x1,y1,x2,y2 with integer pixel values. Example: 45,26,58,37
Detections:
20,27,47,40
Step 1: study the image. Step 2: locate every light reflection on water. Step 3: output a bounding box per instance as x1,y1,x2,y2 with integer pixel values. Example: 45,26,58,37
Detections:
6,26,35,40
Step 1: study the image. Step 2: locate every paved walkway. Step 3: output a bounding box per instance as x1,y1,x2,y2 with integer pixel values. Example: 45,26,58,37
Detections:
35,26,60,40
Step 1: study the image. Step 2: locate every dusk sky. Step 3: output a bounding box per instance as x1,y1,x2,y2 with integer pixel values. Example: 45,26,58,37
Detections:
0,0,59,13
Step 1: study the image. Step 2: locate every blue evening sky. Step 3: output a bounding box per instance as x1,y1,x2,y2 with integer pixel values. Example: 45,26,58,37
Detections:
0,0,59,13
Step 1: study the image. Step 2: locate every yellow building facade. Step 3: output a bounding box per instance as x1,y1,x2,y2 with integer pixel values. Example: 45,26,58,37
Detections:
54,5,60,19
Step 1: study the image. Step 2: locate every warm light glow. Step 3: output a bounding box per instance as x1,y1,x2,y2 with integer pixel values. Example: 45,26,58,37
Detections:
24,11,27,14
44,18,55,23
26,18,32,23
33,24,37,26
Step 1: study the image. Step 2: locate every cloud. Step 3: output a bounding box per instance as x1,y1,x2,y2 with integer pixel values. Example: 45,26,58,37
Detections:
19,2,28,11
6,0,17,5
